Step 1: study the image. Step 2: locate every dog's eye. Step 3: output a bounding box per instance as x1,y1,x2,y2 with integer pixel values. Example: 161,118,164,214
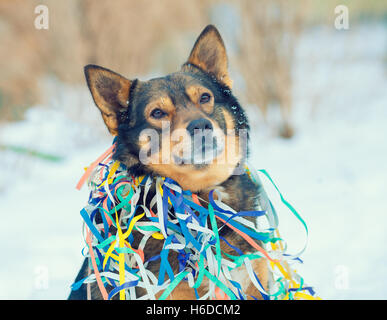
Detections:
150,108,167,119
199,93,211,104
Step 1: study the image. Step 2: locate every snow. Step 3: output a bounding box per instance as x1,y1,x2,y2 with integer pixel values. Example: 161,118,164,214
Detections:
0,23,386,299
248,23,387,299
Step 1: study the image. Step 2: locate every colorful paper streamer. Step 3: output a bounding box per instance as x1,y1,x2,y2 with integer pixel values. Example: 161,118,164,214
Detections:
72,141,320,300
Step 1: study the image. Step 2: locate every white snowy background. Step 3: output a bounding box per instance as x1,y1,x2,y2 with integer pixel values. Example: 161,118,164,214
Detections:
0,23,386,299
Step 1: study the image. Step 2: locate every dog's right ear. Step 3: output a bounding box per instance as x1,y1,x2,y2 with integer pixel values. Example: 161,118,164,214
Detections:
185,25,232,88
84,64,132,135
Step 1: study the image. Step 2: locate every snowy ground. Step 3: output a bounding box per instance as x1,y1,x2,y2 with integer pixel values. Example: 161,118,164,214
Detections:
0,23,386,299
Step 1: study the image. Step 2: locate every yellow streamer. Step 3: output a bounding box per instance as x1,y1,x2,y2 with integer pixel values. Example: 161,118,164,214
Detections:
113,210,145,300
98,160,120,189
294,291,322,300
113,209,125,300
152,232,164,240
103,240,117,270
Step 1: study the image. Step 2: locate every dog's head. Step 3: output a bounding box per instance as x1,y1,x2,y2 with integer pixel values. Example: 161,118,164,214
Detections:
84,25,249,191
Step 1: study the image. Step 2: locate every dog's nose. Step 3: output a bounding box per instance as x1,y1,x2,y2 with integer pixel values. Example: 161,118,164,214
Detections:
186,118,213,136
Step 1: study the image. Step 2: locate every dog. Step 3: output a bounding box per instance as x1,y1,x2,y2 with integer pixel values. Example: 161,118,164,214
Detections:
68,25,269,300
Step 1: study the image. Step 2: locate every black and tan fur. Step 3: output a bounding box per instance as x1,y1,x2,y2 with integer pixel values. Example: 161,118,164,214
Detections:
68,25,268,300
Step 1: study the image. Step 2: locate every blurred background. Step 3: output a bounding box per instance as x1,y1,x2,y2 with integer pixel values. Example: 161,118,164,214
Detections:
0,0,386,299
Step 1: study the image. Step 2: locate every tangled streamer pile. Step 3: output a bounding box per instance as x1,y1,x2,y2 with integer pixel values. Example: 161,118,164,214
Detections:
71,142,320,300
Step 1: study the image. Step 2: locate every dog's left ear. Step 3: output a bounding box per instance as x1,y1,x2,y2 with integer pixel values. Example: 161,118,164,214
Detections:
84,65,132,135
185,25,232,88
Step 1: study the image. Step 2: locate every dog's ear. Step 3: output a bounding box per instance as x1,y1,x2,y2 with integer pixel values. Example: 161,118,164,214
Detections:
185,25,232,88
84,65,132,135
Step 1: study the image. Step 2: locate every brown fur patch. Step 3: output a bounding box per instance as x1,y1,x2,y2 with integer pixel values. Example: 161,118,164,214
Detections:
185,85,214,114
144,95,176,128
222,108,236,132
149,161,237,192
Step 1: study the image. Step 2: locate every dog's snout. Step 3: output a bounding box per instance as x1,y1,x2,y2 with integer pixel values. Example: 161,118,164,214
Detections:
186,118,213,136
